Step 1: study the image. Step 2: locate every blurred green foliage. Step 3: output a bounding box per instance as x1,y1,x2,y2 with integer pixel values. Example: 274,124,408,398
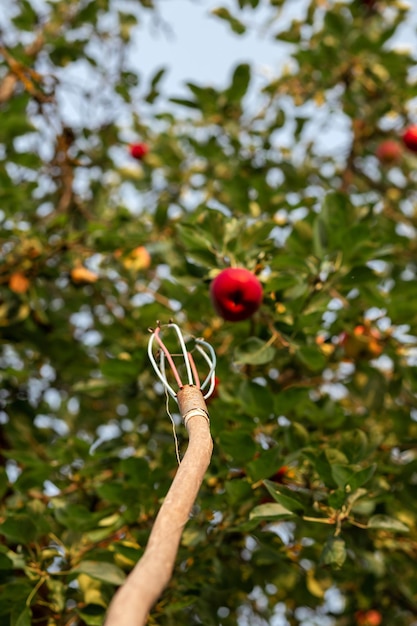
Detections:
1,0,417,624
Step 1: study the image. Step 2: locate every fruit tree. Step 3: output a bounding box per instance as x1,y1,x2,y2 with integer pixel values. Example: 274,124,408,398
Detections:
1,1,417,625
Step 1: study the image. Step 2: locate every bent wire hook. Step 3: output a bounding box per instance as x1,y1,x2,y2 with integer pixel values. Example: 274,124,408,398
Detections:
147,322,217,401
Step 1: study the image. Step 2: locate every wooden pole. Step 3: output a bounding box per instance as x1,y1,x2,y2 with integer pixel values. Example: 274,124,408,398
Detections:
105,385,213,626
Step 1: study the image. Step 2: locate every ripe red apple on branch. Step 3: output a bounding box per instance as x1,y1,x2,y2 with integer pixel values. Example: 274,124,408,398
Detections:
210,267,263,322
355,609,382,626
375,139,402,164
402,125,417,152
129,142,149,160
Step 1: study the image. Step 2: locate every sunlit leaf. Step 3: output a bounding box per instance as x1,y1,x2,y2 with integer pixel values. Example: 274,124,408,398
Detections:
249,502,297,521
263,480,305,514
320,536,346,569
367,515,409,533
235,338,276,365
72,561,126,586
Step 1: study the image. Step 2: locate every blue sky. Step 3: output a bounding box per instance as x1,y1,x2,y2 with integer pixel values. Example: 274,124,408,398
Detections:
132,0,303,96
132,0,417,99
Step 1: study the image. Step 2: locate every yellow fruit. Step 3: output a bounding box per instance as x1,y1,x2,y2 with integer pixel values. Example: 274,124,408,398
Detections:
9,272,30,294
70,266,99,285
122,246,151,271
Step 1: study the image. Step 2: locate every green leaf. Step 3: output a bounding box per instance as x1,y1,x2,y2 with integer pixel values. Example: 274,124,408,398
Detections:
331,464,354,489
313,192,353,258
313,216,328,258
211,7,246,34
76,604,106,626
182,528,207,547
349,464,376,491
111,543,142,565
0,582,32,616
121,456,151,484
331,462,375,492
12,607,32,626
0,552,13,571
320,536,346,569
275,20,301,43
225,479,253,505
185,83,219,114
321,192,351,225
305,448,349,488
324,11,346,36
268,273,301,292
219,430,257,463
284,422,310,450
341,266,377,286
262,480,304,515
101,358,139,381
271,254,309,273
11,0,38,31
340,429,368,463
226,63,251,103
325,449,349,465
144,66,167,103
387,281,417,324
176,223,218,265
53,503,109,532
328,489,347,510
0,516,38,544
249,502,296,521
150,66,166,89
169,97,199,109
367,515,409,533
238,380,275,419
0,468,8,500
235,338,276,365
296,346,327,372
245,448,283,482
73,561,126,586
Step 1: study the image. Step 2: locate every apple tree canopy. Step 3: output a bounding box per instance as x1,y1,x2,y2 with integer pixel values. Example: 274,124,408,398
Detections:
1,0,417,624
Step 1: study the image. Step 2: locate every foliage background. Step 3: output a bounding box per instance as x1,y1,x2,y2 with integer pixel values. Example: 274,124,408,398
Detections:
1,0,417,624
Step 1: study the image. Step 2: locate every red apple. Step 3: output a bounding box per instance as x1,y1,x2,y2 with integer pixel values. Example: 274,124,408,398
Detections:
402,125,417,153
210,268,263,322
355,609,382,626
129,142,149,160
376,140,402,163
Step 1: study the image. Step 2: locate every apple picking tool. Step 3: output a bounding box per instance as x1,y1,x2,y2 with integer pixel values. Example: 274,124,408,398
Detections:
148,321,216,462
105,325,216,625
148,320,216,412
